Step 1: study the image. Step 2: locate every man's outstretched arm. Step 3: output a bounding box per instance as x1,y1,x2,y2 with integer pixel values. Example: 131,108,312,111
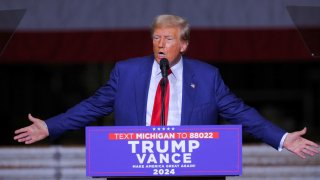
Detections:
14,114,49,144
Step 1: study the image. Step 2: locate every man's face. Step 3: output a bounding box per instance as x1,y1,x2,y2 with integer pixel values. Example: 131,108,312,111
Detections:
152,27,188,67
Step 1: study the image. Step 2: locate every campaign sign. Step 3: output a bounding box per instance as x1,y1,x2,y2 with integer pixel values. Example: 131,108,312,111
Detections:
86,125,242,177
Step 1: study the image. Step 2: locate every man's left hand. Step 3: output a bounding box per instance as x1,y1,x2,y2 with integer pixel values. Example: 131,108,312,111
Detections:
284,127,319,159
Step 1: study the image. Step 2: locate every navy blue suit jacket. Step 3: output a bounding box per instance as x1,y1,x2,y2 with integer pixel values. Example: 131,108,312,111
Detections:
46,55,285,149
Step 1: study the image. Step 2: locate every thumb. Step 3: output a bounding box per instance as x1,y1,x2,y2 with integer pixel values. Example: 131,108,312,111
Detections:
296,127,307,136
28,113,38,123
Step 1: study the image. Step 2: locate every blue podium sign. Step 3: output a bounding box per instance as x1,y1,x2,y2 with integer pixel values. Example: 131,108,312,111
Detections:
86,125,242,177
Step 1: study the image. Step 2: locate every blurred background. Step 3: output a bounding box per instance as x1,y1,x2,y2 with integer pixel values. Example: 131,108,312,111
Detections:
0,0,319,179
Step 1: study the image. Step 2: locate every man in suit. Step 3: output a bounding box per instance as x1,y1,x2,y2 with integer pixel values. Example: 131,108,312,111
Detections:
14,14,318,159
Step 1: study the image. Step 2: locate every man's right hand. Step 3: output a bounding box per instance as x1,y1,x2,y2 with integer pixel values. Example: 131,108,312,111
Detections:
14,114,49,144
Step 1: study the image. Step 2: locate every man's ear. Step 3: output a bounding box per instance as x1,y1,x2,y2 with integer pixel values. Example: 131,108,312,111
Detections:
180,41,189,53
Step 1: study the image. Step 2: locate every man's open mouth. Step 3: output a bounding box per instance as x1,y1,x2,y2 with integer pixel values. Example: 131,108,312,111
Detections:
158,52,166,59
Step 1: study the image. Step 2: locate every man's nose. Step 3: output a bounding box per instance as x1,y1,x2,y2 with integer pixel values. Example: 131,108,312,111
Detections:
158,38,165,48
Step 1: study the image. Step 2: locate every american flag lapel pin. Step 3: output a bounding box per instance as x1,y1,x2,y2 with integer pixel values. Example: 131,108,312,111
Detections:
190,83,195,89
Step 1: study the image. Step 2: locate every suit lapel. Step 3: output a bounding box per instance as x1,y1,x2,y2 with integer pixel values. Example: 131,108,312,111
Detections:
134,56,153,125
181,59,197,125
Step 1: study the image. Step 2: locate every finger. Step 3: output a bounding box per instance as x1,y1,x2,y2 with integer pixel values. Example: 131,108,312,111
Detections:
13,132,29,140
296,127,307,136
296,151,306,159
18,137,28,143
303,149,316,156
305,140,319,148
19,136,32,143
14,127,28,134
28,113,38,123
25,138,35,144
305,146,320,154
302,148,316,156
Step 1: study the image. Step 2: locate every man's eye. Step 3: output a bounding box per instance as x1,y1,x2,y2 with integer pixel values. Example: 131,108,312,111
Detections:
153,36,160,40
166,37,173,41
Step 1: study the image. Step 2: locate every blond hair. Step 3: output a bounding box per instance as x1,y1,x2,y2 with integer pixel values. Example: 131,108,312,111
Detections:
151,14,190,42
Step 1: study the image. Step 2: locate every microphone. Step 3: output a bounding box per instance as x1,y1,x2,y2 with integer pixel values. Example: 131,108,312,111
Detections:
159,58,169,126
160,58,169,78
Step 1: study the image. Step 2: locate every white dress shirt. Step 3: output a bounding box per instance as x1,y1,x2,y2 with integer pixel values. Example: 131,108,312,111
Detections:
146,58,183,126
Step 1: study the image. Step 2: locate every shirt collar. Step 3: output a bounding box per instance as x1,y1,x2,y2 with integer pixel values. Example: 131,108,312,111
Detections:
152,57,183,80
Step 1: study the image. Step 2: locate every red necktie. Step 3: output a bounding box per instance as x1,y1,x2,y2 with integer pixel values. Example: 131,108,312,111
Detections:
151,69,172,126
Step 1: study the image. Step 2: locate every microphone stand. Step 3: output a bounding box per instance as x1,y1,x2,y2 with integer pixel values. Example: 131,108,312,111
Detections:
160,77,167,126
159,58,169,126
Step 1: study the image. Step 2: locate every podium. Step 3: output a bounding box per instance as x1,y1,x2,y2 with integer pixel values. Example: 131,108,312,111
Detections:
86,125,242,179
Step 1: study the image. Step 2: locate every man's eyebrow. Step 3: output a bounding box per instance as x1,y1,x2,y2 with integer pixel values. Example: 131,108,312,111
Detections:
164,35,174,38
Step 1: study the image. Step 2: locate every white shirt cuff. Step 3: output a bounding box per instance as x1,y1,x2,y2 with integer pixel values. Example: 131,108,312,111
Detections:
278,132,288,151
43,121,49,135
